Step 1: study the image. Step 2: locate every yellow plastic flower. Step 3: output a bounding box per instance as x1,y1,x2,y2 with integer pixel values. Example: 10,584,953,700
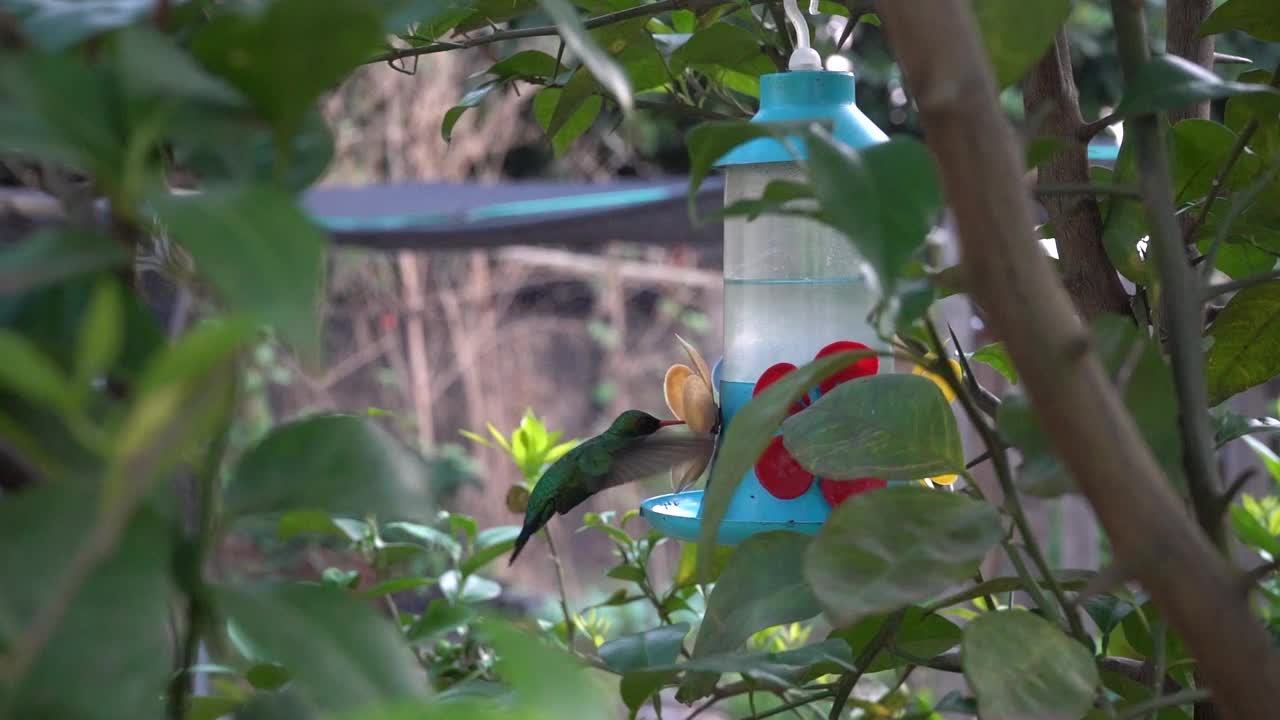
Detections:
913,356,963,486
662,334,719,491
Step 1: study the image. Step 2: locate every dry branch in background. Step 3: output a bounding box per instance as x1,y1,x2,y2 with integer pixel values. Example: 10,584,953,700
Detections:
1167,0,1216,124
874,2,1280,717
1023,29,1131,320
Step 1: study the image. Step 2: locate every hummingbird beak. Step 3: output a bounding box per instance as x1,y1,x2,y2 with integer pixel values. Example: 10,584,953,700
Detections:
659,419,686,427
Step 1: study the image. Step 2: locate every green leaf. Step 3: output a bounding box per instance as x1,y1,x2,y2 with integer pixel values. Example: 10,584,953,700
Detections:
488,50,561,80
113,27,245,109
478,619,613,718
191,0,384,141
0,487,175,720
685,120,772,214
362,576,435,598
1172,119,1262,205
1114,55,1280,119
600,623,691,672
0,227,128,297
442,82,498,141
74,278,123,385
783,374,964,480
681,532,820,700
246,662,293,690
536,0,632,113
805,135,942,295
697,351,872,576
592,18,669,92
384,521,463,563
607,564,648,582
225,414,434,521
804,487,1003,627
150,184,326,361
1207,281,1280,406
1245,435,1280,485
670,23,769,77
716,179,815,222
8,0,153,51
1231,503,1280,555
836,607,961,673
1198,0,1280,42
0,329,75,413
675,542,733,587
407,599,473,642
532,83,604,156
441,569,501,603
461,525,521,575
673,639,855,689
970,342,1019,384
220,583,426,713
186,696,243,720
964,610,1098,720
972,0,1072,88
1101,135,1151,283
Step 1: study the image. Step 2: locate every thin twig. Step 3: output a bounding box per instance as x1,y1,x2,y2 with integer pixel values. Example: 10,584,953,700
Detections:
1241,558,1280,592
371,0,766,64
1115,688,1212,719
1149,618,1168,720
750,691,835,720
542,528,576,650
828,611,902,719
1078,112,1120,142
1202,268,1280,301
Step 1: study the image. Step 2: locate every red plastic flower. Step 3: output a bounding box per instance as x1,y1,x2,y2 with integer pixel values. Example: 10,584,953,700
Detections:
751,340,883,507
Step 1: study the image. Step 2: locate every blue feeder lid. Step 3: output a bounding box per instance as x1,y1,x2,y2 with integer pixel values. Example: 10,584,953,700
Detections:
716,70,888,167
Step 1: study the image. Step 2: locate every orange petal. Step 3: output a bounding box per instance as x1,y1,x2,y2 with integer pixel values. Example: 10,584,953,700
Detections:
676,333,713,386
682,374,718,433
665,364,694,420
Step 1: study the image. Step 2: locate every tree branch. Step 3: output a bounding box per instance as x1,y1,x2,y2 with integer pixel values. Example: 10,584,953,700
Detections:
1023,30,1131,320
1203,269,1280,301
1111,0,1224,546
370,0,757,65
872,3,1280,718
1166,0,1215,124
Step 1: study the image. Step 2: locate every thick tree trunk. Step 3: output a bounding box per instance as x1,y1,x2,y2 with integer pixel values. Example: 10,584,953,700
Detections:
1023,30,1131,320
873,2,1280,718
1167,0,1216,124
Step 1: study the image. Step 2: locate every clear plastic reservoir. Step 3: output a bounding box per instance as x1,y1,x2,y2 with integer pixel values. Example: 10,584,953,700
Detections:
721,162,880,386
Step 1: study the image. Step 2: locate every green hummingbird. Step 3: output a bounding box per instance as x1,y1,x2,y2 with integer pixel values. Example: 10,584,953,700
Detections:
509,410,715,564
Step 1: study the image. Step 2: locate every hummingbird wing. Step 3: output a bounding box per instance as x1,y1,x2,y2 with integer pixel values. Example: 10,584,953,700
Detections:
574,432,716,497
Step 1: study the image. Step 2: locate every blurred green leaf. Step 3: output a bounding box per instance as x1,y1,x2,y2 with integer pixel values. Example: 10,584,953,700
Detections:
185,695,243,720
1100,134,1150,283
407,599,473,642
836,606,961,673
600,622,690,672
191,0,384,141
220,583,426,714
461,525,521,575
1171,119,1262,204
113,27,245,109
362,576,435,598
441,569,501,603
385,521,463,564
478,619,613,717
1115,56,1279,119
674,542,732,586
697,351,868,576
1198,0,1280,42
783,373,964,481
487,50,562,80
73,278,123,386
0,487,174,720
1245,435,1280,485
0,228,129,297
533,79,604,156
964,610,1098,720
1232,503,1280,555
443,82,498,141
805,134,942,295
1207,281,1280,406
8,0,154,51
225,414,434,521
0,329,75,413
972,0,1072,88
670,23,769,77
682,532,820,700
674,639,855,689
536,0,632,113
970,342,1019,385
606,564,647,582
805,487,1003,627
246,662,293,691
685,120,771,213
151,185,325,361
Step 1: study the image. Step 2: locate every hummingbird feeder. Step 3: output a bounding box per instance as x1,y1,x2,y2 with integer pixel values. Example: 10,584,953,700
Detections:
641,0,897,545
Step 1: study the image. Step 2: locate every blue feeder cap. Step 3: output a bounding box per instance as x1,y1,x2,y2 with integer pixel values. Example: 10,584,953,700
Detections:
716,70,888,167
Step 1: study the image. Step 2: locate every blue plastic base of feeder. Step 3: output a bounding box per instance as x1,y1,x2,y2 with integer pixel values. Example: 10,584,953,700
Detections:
640,490,825,546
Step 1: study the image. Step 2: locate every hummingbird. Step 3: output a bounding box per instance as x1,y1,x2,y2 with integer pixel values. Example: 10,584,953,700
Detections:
508,410,715,564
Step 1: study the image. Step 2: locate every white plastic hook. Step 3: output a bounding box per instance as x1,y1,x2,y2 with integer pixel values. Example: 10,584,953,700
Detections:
783,0,822,70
